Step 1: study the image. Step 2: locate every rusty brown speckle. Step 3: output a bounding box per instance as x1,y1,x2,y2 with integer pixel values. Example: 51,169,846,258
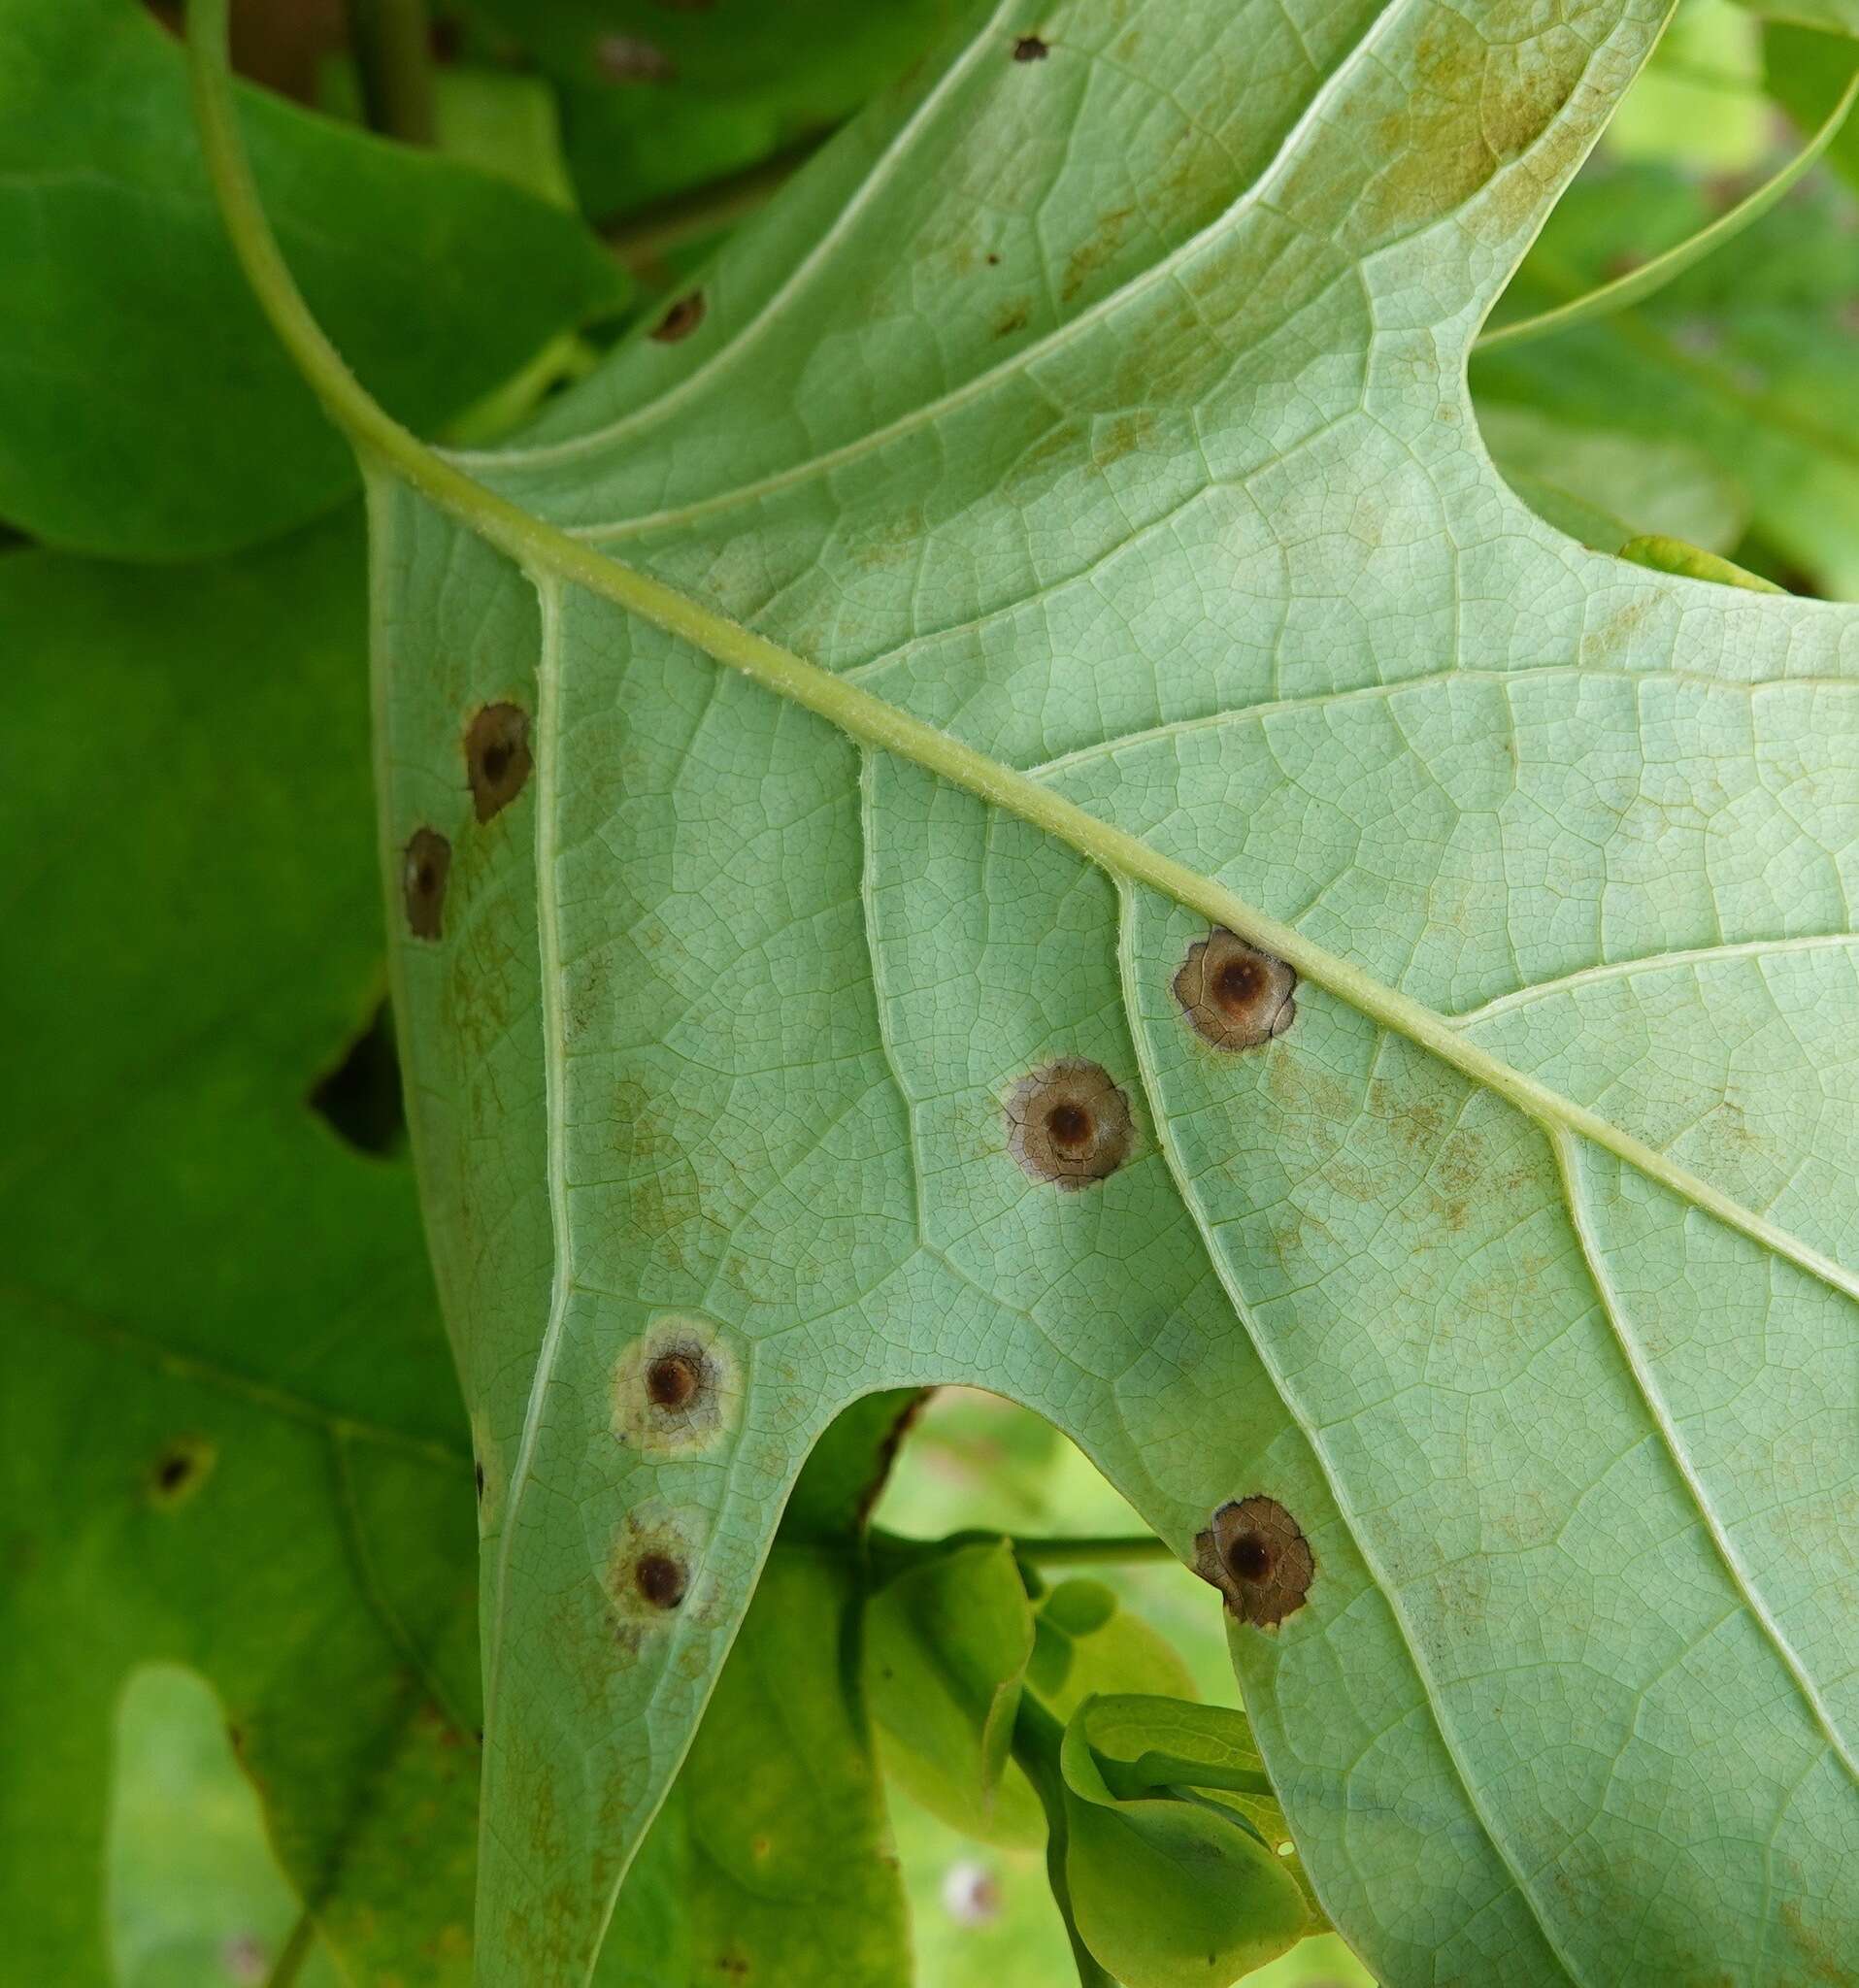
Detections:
635,1551,687,1610
1194,1496,1314,1629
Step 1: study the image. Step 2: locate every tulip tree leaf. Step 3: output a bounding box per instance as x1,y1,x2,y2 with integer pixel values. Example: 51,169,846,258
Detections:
0,0,627,561
200,0,1859,1980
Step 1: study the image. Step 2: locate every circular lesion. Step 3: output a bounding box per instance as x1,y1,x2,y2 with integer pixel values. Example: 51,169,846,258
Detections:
147,1434,216,1509
1005,1058,1135,1189
1193,1495,1314,1628
607,1513,700,1636
633,1550,688,1611
651,291,707,343
1174,929,1297,1049
464,703,533,824
401,828,450,941
612,1314,737,1454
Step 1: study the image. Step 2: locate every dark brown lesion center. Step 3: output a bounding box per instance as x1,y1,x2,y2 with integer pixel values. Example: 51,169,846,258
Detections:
634,1551,687,1610
1213,956,1266,1011
1224,1531,1273,1583
1194,1495,1313,1628
464,703,533,823
646,1351,701,1410
402,828,450,939
1045,1101,1093,1153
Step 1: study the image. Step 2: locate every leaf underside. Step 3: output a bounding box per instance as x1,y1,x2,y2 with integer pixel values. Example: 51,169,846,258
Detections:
364,1,1859,1982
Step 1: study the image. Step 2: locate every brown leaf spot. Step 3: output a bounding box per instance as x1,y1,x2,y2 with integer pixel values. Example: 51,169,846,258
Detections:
1006,1059,1133,1189
1194,1496,1313,1629
595,34,676,83
148,1436,216,1510
614,1314,737,1454
647,1351,701,1409
1012,34,1048,61
1174,929,1296,1049
402,829,450,941
635,1551,687,1610
465,703,533,824
651,291,707,343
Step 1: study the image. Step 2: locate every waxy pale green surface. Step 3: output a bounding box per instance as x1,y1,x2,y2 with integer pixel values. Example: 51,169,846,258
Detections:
358,1,1859,1980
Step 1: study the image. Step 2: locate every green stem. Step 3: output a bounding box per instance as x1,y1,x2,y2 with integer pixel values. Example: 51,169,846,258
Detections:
1475,61,1859,354
863,1526,1176,1577
347,0,434,145
264,1910,316,1988
1011,1532,1177,1567
183,0,1859,1322
1012,1696,1120,1988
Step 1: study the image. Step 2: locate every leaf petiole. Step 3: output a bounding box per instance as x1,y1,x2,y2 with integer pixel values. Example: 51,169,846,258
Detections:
1010,1696,1119,1988
263,1909,316,1988
347,0,435,145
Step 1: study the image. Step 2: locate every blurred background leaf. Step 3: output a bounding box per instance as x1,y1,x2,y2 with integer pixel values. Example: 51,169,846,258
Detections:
0,0,626,561
1470,0,1859,596
439,0,960,225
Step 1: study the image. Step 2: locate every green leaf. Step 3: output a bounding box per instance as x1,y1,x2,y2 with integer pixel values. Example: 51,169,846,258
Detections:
1610,0,1770,169
1766,20,1859,192
1058,1697,1308,1988
1477,403,1749,553
866,1540,1046,1849
0,515,480,1983
1474,157,1859,594
782,1386,929,1540
109,1668,345,1988
0,0,626,561
1618,530,1789,589
451,0,961,219
1067,1695,1276,1807
190,1,1859,1983
1029,1580,1199,1720
604,1547,911,1985
0,511,912,1982
1740,0,1859,31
